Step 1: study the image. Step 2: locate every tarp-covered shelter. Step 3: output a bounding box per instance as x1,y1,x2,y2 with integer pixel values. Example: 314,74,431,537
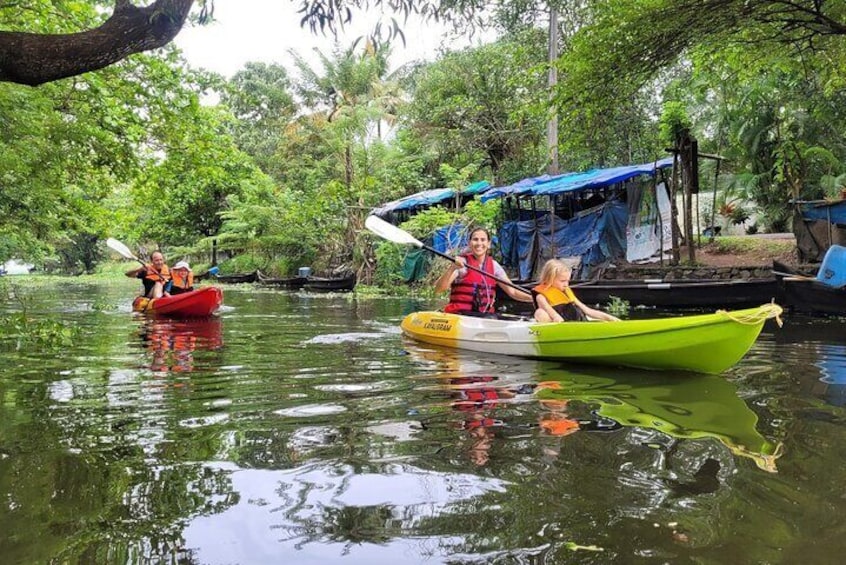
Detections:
401,224,468,282
792,199,846,262
371,181,491,221
485,158,675,279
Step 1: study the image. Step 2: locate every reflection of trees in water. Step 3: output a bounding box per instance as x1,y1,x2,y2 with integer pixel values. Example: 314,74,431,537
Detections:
1,409,238,563
286,505,398,552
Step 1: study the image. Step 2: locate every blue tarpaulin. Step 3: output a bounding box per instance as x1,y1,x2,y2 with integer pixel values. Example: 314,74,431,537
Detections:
481,158,674,202
499,203,628,280
797,199,846,225
372,181,492,216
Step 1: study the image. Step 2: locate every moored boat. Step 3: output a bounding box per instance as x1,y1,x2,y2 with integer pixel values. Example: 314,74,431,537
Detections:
779,277,846,315
774,246,846,315
214,270,259,284
132,286,223,318
499,277,782,311
400,304,783,374
302,272,357,292
256,271,308,290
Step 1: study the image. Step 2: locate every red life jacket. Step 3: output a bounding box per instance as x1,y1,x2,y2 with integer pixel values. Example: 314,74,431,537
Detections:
444,254,496,314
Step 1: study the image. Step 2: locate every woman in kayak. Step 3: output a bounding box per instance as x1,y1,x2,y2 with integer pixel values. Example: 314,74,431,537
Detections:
435,226,533,315
533,259,619,322
125,251,169,298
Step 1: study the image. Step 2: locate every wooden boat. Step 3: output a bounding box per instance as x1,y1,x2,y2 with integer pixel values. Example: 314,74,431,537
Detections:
499,277,782,311
778,277,846,315
256,272,308,290
132,286,223,318
400,304,783,374
570,277,783,308
214,270,259,284
302,272,357,292
773,251,846,315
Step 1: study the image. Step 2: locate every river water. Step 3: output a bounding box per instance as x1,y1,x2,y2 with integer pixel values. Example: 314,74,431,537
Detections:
1,278,845,564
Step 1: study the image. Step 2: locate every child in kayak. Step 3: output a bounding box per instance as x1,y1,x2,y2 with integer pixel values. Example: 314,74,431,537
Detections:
167,261,194,295
533,259,620,322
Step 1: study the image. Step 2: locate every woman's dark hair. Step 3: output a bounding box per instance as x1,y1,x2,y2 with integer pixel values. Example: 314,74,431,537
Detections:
467,226,491,241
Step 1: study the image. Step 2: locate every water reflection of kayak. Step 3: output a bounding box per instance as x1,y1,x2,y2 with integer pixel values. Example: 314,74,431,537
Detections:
139,317,224,372
132,286,223,318
536,370,782,472
401,304,783,374
405,345,781,471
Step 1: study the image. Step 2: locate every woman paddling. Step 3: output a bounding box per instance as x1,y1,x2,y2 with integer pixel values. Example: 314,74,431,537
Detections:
435,227,533,315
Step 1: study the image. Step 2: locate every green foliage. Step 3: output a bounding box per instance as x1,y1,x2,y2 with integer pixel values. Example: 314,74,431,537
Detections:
371,199,504,289
605,296,631,319
0,280,78,350
708,236,793,257
222,62,297,183
659,102,692,147
216,252,265,275
405,31,547,183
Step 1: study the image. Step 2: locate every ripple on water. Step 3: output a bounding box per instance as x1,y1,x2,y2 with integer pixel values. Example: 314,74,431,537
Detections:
273,403,347,417
301,331,386,345
179,413,230,428
313,380,396,393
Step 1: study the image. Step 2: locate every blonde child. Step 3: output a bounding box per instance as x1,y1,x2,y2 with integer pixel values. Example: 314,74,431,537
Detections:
533,259,620,323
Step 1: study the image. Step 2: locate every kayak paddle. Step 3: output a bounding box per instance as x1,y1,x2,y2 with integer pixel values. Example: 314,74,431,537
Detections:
106,237,145,267
106,237,168,282
364,215,533,296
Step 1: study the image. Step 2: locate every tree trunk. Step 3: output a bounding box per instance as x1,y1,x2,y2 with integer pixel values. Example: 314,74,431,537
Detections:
670,154,681,265
679,131,698,262
0,0,195,86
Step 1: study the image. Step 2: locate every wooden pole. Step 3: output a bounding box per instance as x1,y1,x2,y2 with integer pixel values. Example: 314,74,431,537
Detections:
670,153,681,265
547,6,559,174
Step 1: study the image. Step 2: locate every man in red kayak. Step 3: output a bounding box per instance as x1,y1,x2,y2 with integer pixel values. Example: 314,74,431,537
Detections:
125,251,170,298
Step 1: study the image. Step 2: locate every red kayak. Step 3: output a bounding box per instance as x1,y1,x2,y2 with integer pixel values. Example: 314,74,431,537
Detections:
132,286,223,318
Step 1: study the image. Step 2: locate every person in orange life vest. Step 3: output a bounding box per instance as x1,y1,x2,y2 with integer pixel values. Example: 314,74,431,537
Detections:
434,226,532,315
125,251,170,299
167,261,194,296
533,259,620,323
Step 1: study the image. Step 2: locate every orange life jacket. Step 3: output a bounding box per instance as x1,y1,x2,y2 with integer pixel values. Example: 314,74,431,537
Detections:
533,284,586,321
170,270,193,291
143,264,170,283
444,254,497,314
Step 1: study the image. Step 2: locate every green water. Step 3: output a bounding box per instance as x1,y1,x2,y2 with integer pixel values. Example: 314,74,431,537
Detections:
1,278,845,563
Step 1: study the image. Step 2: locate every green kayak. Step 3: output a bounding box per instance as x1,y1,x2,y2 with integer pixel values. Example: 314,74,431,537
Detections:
400,303,783,374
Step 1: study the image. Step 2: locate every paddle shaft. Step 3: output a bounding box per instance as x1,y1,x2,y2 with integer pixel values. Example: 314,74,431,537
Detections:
773,270,815,281
425,244,532,296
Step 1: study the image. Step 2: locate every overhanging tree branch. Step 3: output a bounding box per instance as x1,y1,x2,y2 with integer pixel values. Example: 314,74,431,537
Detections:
0,0,195,86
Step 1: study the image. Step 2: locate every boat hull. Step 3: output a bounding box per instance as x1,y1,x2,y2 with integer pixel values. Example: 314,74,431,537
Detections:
400,304,782,374
500,278,782,310
257,274,307,290
571,278,782,308
781,278,846,315
132,286,223,318
302,274,356,292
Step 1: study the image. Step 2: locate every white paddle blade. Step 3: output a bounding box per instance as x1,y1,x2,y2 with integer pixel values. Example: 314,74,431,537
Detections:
106,238,137,260
364,215,423,248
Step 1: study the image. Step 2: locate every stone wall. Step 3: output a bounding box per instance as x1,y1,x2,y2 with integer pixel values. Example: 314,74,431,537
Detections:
599,264,775,281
